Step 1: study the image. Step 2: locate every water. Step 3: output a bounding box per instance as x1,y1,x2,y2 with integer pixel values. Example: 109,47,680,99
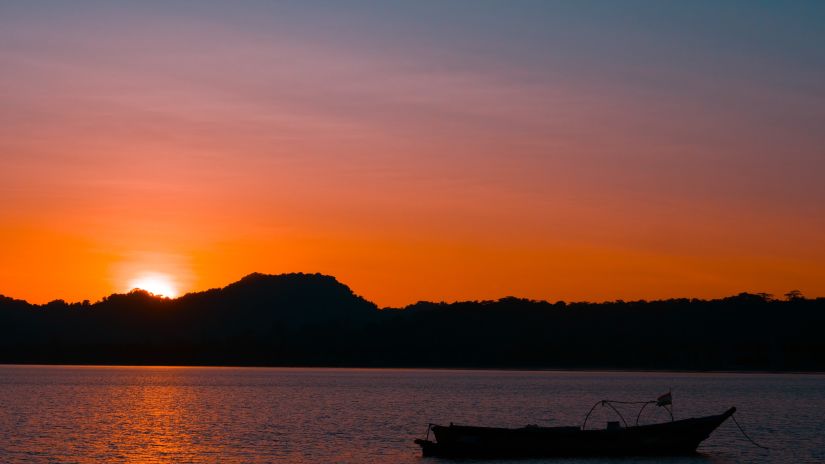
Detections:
0,366,822,463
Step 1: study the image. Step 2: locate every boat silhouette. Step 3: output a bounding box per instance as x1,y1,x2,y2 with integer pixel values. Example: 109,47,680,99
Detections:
415,397,735,458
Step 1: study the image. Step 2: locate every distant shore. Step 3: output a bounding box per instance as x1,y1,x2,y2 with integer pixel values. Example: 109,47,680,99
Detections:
2,362,824,376
3,273,824,372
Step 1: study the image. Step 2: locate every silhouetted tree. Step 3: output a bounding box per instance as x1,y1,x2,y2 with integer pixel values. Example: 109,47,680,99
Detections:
784,290,805,301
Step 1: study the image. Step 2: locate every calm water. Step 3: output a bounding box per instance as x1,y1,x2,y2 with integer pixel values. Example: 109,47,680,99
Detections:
0,366,822,463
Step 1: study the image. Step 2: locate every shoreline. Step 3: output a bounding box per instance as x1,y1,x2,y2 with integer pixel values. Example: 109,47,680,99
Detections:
1,362,823,375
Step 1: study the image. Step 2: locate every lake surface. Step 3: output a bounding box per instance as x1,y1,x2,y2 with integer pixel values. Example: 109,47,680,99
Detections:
0,366,822,463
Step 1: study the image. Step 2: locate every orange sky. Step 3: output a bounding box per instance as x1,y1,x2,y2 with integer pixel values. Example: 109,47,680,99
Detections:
1,2,824,306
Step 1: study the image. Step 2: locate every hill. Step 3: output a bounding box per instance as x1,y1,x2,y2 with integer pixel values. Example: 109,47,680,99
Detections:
1,273,823,370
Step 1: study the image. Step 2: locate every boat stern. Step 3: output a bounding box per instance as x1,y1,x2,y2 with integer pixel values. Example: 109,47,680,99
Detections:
414,438,441,457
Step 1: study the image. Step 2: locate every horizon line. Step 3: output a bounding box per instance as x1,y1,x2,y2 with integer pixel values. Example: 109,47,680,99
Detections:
1,272,817,308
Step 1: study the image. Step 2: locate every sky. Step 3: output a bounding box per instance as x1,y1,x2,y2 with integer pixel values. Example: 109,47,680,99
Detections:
1,1,824,306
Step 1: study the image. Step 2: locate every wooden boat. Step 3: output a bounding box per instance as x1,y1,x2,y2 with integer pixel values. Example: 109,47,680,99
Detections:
415,406,736,458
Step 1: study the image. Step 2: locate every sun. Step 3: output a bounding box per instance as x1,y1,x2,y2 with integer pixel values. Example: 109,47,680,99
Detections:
128,273,179,298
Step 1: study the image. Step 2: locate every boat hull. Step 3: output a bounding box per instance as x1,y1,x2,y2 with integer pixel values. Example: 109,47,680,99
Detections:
415,407,735,458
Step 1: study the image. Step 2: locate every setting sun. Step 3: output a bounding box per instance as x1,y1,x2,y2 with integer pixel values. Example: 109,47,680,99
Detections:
128,273,178,298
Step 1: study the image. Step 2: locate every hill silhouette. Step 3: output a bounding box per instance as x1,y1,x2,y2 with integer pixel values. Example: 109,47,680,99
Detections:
1,273,823,370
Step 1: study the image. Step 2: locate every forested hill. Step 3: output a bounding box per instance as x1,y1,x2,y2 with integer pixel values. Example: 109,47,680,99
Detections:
1,273,823,371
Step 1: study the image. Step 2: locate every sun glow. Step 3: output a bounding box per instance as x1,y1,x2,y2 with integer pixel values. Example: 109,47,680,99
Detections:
128,273,179,298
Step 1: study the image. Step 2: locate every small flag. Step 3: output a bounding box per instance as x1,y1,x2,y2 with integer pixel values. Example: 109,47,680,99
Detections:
656,391,672,407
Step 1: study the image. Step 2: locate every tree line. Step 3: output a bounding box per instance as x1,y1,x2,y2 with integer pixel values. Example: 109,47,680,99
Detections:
0,273,822,370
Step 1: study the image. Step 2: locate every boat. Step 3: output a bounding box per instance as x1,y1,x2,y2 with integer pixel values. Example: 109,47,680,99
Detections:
414,396,736,458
